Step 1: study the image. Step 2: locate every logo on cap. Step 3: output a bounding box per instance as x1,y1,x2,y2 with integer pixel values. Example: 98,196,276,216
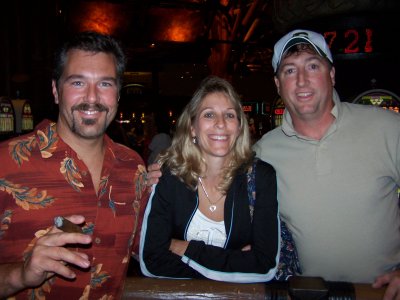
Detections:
272,29,333,73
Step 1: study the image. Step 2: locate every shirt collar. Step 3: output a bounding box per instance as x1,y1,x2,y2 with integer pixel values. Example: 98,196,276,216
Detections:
33,119,136,163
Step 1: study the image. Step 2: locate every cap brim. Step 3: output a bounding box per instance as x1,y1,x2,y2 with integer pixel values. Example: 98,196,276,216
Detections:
282,37,327,60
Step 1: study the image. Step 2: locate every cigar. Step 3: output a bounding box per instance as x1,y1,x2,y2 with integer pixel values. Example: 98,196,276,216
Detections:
54,216,83,233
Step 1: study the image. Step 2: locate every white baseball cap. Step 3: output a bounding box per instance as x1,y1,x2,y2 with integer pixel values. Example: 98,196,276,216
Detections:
272,29,333,73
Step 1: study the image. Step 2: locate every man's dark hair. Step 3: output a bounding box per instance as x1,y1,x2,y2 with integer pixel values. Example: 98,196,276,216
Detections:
52,31,126,88
281,43,333,71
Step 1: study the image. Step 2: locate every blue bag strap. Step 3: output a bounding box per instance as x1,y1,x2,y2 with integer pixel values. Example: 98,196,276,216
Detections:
246,158,302,281
246,158,258,222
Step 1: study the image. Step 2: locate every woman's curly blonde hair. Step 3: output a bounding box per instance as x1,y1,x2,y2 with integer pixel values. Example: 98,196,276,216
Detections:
158,75,254,192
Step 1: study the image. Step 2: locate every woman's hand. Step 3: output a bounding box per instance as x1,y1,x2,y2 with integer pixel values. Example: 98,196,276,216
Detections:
241,245,251,251
169,239,189,257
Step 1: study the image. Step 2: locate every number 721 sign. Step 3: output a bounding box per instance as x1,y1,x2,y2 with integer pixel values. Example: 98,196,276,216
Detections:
324,28,374,54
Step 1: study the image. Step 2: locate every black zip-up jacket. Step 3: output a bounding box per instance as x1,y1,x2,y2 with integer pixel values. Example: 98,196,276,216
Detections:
139,159,280,283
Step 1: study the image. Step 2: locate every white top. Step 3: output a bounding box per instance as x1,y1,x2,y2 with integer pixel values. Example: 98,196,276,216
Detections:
187,209,227,248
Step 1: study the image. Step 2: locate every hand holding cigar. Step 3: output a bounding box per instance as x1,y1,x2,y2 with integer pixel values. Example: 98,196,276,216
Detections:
54,216,83,233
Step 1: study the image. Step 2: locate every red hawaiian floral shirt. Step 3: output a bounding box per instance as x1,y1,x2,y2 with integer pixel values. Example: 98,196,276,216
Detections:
0,119,150,299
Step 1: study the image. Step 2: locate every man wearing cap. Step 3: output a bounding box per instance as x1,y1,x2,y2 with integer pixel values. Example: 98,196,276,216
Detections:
146,28,400,298
254,29,400,299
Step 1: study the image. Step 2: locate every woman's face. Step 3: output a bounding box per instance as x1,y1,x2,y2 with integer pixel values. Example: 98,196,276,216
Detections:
191,92,240,161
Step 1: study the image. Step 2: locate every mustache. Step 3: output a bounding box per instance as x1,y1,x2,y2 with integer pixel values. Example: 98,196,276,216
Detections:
71,103,109,113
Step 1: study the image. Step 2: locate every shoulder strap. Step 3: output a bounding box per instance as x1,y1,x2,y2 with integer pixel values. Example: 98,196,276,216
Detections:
246,157,302,280
246,158,258,222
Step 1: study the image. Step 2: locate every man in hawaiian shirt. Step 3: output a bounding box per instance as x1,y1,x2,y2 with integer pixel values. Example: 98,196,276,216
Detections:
0,31,150,299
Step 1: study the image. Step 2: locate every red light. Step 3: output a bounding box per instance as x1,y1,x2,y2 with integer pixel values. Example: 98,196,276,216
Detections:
365,28,373,53
344,29,359,54
243,105,252,112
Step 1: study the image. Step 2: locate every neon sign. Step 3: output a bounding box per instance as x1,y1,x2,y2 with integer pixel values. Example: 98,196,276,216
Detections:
324,28,374,55
243,105,252,112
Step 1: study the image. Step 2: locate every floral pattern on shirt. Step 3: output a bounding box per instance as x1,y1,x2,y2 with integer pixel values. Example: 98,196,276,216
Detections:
8,122,58,167
135,164,147,200
0,179,55,210
90,264,110,288
98,176,109,198
37,122,59,158
79,263,112,299
60,157,84,192
0,209,12,239
8,135,36,166
83,222,95,235
28,277,56,300
107,185,118,217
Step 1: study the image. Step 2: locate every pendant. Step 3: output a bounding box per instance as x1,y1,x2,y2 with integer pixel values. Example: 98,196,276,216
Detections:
209,205,217,212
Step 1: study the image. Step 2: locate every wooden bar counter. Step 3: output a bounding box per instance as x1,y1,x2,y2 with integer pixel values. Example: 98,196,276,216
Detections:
122,276,385,299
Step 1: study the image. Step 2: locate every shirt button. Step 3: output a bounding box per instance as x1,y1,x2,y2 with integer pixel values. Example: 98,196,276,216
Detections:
98,201,101,207
95,237,101,244
82,171,87,176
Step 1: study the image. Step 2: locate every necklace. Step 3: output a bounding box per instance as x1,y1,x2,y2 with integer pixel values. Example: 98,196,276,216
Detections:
198,177,224,212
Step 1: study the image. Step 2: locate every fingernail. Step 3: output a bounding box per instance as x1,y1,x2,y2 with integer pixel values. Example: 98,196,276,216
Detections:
82,261,90,268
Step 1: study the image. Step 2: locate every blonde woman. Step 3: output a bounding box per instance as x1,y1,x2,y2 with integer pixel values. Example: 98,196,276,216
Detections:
140,76,281,283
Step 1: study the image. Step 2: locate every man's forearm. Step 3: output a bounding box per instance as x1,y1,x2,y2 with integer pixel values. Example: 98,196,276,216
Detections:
0,262,25,298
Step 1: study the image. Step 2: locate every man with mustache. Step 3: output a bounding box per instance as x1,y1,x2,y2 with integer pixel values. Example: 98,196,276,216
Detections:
0,31,150,299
